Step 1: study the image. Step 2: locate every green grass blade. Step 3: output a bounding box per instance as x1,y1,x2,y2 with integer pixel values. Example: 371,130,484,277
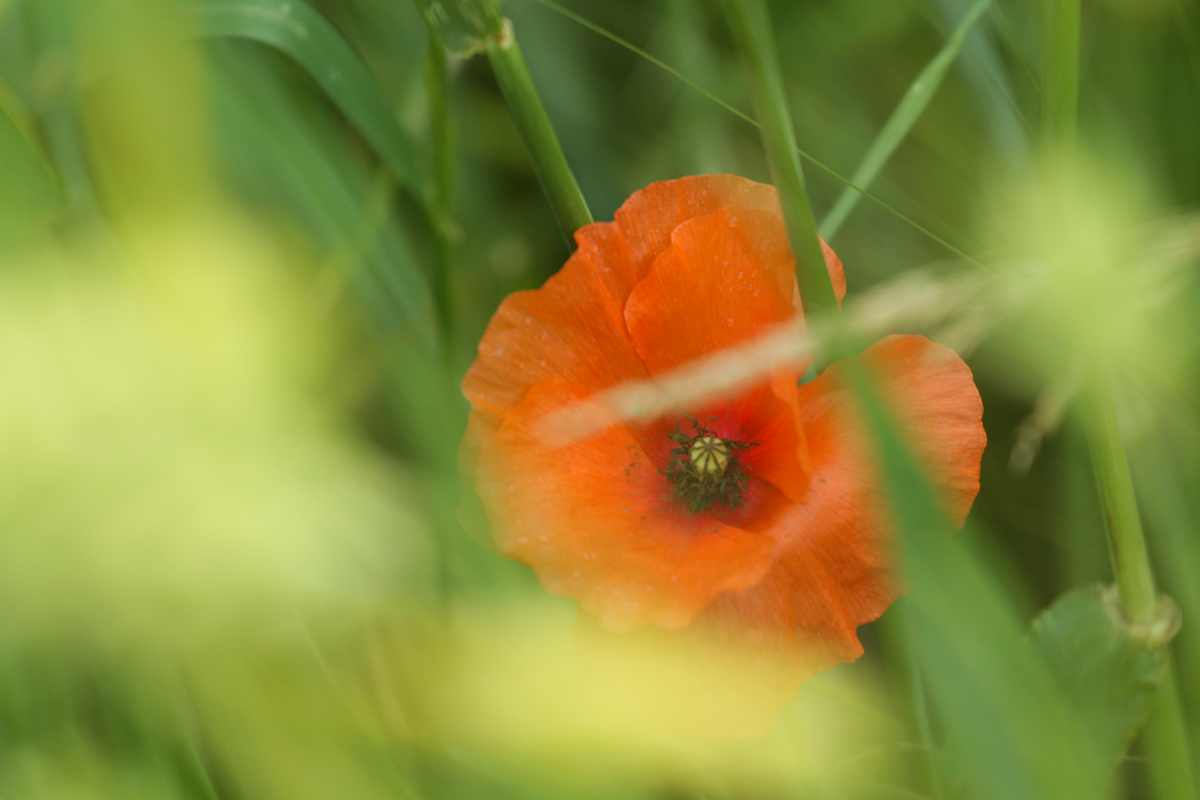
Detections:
1131,438,1200,799
819,0,994,240
211,40,438,344
845,356,1104,800
931,0,1030,162
528,0,986,269
1144,659,1200,800
192,0,427,205
1172,0,1200,97
423,27,455,343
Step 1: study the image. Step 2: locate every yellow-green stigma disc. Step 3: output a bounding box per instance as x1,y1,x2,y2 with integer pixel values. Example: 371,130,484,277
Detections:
688,435,730,479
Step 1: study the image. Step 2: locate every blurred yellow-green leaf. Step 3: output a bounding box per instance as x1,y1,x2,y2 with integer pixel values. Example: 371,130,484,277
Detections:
1,0,1199,797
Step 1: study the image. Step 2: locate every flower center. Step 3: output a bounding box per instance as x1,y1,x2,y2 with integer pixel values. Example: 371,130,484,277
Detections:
661,416,757,513
688,435,729,478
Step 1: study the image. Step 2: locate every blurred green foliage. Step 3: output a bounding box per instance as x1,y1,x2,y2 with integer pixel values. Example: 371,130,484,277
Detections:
0,0,1198,798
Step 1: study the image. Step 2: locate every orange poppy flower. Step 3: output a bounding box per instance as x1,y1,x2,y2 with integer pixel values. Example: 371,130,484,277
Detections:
463,175,985,720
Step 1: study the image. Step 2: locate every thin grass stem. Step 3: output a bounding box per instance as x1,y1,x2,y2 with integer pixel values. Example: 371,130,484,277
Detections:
1040,8,1194,792
485,30,593,244
476,2,593,245
990,2,1042,97
1084,362,1196,800
423,27,456,345
416,0,593,245
1084,367,1158,622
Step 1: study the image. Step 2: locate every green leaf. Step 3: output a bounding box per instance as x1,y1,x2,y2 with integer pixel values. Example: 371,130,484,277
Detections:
1030,584,1178,770
192,0,427,205
818,0,994,240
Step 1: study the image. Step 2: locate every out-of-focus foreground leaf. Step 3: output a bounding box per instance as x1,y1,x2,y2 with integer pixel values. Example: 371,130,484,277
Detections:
1030,584,1177,772
209,38,438,341
192,0,427,204
0,80,59,249
844,356,1104,800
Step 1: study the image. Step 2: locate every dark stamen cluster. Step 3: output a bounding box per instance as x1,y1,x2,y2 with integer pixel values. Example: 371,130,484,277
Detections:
660,415,757,513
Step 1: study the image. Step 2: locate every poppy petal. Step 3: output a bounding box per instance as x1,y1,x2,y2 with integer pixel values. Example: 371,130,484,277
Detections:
625,205,797,375
854,334,986,525
737,371,811,504
615,174,781,280
623,206,812,501
475,378,776,632
573,335,985,733
702,333,985,681
462,220,646,429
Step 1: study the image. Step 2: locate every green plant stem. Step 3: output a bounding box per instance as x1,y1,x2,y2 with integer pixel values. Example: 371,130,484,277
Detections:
1084,366,1196,800
1044,0,1194,786
724,0,838,324
1042,0,1080,149
483,15,593,246
1041,0,1160,628
417,0,592,245
1083,367,1158,623
423,27,455,344
1143,656,1199,800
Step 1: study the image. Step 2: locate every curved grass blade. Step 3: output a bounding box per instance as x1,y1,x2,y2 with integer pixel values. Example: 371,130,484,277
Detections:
211,39,438,345
931,0,1030,163
818,0,994,240
192,0,427,206
845,357,1105,800
528,0,985,269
